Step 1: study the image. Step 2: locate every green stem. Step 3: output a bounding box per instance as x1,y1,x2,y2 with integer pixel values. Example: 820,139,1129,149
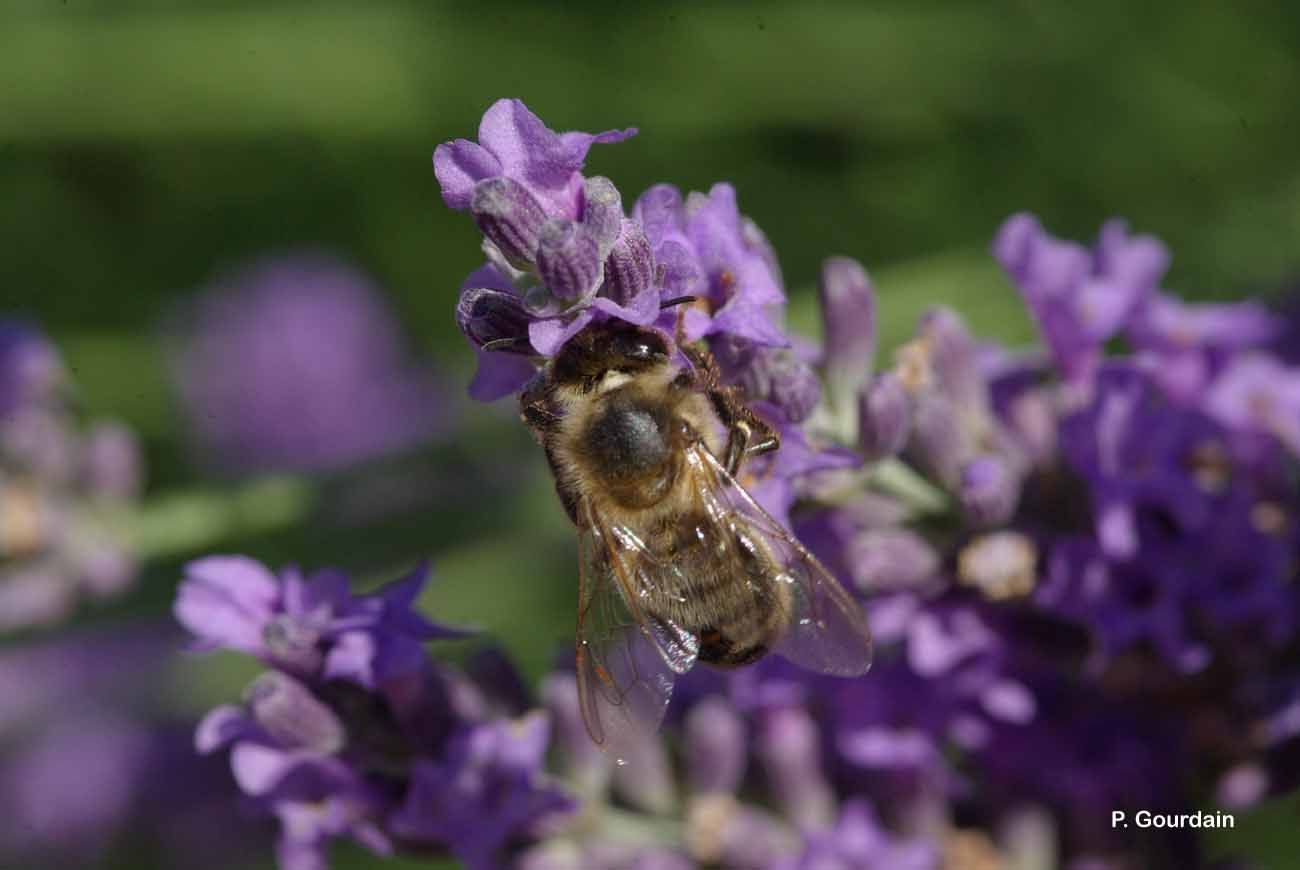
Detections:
110,476,315,560
868,457,950,516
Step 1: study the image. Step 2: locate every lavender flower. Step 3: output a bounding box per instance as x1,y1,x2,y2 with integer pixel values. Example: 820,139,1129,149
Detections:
1,321,142,633
434,98,635,218
177,556,574,868
167,254,447,475
423,101,1300,870
439,100,791,402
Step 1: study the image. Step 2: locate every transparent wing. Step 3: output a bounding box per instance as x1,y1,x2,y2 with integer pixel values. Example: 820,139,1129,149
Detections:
574,504,699,763
689,443,873,676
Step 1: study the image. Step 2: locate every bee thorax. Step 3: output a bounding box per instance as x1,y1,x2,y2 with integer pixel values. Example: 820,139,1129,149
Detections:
581,399,680,509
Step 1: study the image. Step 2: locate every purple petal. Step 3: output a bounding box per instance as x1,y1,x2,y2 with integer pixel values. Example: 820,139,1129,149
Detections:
590,290,659,326
528,310,595,356
654,240,703,297
322,630,377,688
459,262,517,294
433,139,503,211
707,300,788,346
195,704,258,753
1133,293,1283,351
229,743,298,796
633,184,686,244
468,350,537,402
1095,218,1169,295
1204,353,1300,453
174,556,280,653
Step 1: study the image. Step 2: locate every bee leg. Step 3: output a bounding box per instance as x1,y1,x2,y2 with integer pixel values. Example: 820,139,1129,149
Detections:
520,379,562,444
677,341,782,473
723,416,780,476
724,424,748,476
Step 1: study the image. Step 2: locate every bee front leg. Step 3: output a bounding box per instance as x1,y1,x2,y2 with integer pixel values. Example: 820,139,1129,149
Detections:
723,417,780,477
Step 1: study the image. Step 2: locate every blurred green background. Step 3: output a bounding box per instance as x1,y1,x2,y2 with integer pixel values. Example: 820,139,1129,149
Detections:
2,1,1298,867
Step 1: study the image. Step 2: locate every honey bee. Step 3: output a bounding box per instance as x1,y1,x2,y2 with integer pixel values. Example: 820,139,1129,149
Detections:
518,316,872,758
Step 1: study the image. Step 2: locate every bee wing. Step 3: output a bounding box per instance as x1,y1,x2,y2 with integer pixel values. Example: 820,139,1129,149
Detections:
690,443,873,677
574,504,699,761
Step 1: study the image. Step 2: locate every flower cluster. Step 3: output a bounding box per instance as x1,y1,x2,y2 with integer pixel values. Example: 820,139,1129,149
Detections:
166,254,448,476
431,100,1300,869
439,99,805,407
175,557,574,869
0,321,142,633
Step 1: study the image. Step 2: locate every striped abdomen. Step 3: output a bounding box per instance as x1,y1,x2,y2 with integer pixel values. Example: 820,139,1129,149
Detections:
644,512,792,668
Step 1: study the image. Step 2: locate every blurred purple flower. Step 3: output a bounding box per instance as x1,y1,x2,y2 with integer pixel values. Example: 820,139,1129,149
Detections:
1057,364,1220,560
0,321,63,419
390,713,574,870
168,254,448,475
994,214,1169,381
1,320,142,633
774,800,937,870
0,627,269,867
1203,352,1300,454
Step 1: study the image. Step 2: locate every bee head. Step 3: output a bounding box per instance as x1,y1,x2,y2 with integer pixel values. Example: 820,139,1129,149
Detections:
552,321,671,390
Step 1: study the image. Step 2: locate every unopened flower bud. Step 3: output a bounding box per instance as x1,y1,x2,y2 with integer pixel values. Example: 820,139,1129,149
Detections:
612,727,677,814
736,347,821,423
819,257,876,409
685,697,746,795
542,674,609,796
858,372,911,460
756,707,834,829
244,671,346,754
456,288,533,352
602,220,655,307
470,177,547,268
959,455,1019,526
82,422,143,500
909,394,965,487
917,307,984,406
846,528,938,591
581,176,624,253
537,219,601,303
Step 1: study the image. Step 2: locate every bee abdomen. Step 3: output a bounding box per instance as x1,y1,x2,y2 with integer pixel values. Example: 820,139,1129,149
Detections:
697,626,769,667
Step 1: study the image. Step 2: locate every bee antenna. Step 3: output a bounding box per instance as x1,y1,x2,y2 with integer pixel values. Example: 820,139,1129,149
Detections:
481,337,530,353
659,295,697,310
